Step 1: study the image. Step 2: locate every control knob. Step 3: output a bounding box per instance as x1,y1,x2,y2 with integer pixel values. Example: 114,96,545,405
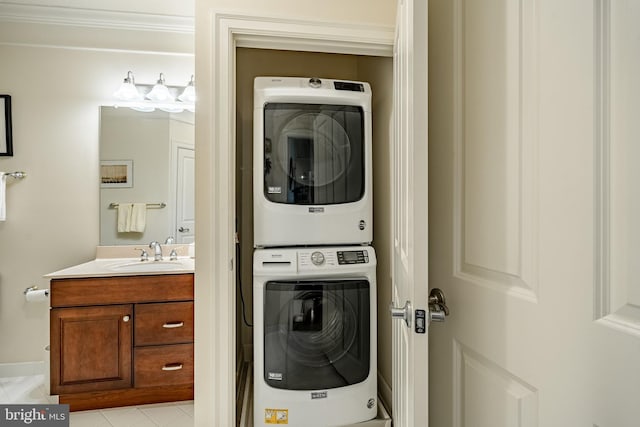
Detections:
310,251,325,266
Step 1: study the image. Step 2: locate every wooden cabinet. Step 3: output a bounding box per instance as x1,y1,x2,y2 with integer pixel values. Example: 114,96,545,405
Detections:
49,274,194,411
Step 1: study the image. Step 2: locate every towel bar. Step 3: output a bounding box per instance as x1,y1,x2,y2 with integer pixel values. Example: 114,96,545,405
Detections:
109,202,166,209
6,171,26,179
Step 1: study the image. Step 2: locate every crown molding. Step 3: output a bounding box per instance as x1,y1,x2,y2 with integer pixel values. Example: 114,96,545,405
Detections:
0,3,194,34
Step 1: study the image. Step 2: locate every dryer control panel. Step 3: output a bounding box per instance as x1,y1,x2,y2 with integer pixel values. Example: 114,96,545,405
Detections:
337,250,369,265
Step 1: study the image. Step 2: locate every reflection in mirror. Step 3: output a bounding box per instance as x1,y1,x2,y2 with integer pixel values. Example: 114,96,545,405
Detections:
99,107,195,245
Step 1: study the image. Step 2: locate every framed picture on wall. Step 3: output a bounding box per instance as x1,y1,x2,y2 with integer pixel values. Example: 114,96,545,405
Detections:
0,95,13,157
100,160,133,188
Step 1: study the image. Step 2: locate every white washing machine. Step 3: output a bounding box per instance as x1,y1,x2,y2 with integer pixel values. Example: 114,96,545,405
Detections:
253,76,373,247
253,246,377,427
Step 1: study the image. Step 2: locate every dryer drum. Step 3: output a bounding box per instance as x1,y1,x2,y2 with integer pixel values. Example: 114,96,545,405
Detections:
276,289,358,368
274,112,352,188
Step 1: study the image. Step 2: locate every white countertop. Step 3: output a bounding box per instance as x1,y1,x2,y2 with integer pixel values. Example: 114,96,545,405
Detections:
44,245,195,279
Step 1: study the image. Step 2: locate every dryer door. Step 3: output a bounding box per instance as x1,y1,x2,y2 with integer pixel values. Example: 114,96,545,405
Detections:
263,279,370,390
263,103,365,205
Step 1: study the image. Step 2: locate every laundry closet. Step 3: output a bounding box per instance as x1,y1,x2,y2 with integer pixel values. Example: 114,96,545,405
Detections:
235,48,393,425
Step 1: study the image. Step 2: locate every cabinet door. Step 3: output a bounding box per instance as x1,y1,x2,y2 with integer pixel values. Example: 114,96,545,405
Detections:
51,304,132,394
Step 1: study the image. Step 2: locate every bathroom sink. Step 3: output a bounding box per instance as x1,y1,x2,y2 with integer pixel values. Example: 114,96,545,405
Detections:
107,259,193,273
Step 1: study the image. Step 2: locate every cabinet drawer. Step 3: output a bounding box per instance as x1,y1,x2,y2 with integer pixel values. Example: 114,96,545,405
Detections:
135,302,194,346
134,344,193,388
51,274,194,307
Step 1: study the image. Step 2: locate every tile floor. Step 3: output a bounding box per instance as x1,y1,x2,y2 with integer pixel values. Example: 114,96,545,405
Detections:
0,374,194,426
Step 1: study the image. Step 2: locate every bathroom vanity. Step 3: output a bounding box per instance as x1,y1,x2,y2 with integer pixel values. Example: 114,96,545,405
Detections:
46,248,195,411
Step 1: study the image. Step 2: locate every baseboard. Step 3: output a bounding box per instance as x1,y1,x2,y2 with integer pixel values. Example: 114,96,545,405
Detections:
0,361,44,377
377,372,392,417
58,384,193,412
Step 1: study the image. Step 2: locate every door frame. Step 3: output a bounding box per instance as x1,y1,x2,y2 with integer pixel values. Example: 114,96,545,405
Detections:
197,11,394,426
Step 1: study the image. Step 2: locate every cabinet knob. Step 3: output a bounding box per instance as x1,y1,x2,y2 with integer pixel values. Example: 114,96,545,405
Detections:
122,315,130,322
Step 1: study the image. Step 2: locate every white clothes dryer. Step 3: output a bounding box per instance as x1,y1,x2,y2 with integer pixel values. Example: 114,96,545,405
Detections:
253,77,373,247
253,246,377,427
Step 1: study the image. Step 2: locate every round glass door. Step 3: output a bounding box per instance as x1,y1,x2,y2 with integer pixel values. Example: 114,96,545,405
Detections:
263,280,371,390
263,103,365,205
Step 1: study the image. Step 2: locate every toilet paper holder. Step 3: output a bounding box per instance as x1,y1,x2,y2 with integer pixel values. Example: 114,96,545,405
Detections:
24,285,49,297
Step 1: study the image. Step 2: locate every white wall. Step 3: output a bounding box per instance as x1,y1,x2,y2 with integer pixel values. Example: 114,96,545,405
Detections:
0,4,193,367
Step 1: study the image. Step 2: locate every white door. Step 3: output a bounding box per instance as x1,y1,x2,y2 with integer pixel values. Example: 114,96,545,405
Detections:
175,145,195,243
390,0,431,426
429,0,640,425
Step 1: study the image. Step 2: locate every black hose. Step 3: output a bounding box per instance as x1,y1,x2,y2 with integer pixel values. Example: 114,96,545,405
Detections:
236,240,253,327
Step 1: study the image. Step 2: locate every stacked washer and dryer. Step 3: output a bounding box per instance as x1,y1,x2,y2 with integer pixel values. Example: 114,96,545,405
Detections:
252,77,378,427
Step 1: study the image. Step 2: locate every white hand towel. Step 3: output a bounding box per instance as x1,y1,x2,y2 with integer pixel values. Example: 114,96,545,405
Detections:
130,203,147,232
0,172,7,221
0,172,6,221
117,203,133,232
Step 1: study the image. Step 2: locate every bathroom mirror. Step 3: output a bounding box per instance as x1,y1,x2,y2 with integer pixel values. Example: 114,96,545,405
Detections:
99,106,195,245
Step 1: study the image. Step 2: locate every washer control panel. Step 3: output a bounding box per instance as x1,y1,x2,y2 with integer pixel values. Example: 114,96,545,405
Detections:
337,250,369,265
297,249,371,269
298,250,337,269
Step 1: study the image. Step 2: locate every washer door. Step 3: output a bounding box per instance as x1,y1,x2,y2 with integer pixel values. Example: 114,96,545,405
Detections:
263,279,370,390
263,103,365,205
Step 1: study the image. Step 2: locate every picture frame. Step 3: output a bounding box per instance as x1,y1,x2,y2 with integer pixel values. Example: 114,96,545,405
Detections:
0,95,13,157
100,160,133,188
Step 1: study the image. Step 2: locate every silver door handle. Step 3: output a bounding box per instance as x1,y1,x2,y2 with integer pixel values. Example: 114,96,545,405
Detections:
389,301,412,328
178,227,190,232
428,288,450,322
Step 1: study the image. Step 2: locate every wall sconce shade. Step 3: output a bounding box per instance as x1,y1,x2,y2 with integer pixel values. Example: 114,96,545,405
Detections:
178,75,196,103
113,71,142,101
146,73,174,102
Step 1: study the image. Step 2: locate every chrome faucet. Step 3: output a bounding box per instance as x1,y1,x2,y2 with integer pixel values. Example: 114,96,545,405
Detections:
149,241,163,261
164,236,175,244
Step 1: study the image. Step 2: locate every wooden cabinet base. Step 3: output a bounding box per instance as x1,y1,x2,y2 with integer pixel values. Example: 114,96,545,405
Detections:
58,384,194,412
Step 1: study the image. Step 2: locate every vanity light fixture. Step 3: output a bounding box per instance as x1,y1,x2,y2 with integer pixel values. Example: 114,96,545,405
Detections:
178,75,196,112
113,71,142,101
146,73,174,102
178,75,196,103
112,71,196,113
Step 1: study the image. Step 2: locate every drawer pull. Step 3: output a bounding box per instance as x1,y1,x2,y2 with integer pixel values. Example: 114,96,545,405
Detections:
162,321,185,329
162,363,183,371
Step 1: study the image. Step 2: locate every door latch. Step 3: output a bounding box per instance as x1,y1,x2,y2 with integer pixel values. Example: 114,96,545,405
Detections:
428,288,450,322
415,309,426,333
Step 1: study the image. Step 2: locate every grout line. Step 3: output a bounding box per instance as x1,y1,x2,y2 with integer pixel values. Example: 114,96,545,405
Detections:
1,375,193,426
137,407,161,426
